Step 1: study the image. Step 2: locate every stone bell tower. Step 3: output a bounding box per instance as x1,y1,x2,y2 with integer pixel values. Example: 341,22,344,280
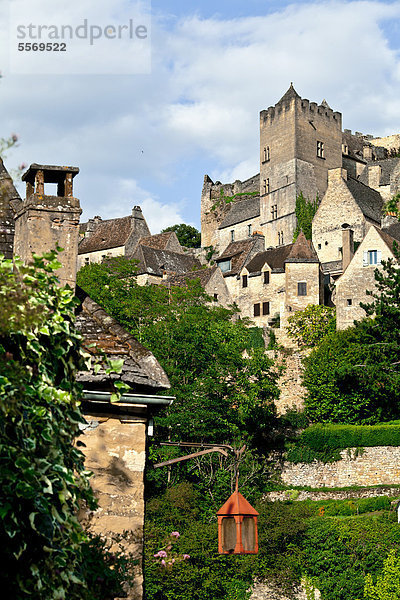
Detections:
13,164,81,287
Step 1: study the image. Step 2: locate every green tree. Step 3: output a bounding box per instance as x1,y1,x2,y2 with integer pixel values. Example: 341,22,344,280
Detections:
161,223,201,248
287,305,336,348
0,252,131,599
364,550,400,600
293,192,319,241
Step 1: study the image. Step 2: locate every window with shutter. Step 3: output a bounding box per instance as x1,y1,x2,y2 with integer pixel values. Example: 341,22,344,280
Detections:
253,303,260,317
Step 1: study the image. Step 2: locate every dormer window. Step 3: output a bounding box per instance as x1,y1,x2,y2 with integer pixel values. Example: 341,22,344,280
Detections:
219,259,231,273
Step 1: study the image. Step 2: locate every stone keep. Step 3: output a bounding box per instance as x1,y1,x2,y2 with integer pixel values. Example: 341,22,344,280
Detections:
259,85,342,248
13,164,81,287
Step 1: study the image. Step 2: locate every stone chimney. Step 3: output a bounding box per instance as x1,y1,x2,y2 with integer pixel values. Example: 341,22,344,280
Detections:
363,146,373,161
368,165,382,189
14,164,81,288
85,215,102,238
328,168,347,184
342,225,354,271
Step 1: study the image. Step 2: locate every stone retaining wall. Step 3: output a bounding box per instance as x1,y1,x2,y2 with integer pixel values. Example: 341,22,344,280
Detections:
281,446,400,488
265,486,400,502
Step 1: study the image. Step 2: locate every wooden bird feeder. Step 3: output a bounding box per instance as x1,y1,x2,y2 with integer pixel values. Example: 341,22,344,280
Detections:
217,488,259,554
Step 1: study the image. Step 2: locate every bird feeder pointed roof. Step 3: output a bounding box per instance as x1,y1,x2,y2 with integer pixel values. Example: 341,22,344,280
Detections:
217,490,259,516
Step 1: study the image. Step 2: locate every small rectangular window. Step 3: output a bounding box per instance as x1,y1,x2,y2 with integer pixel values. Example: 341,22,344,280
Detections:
318,243,321,250
213,293,218,302
266,178,270,193
262,301,270,315
230,230,235,242
263,271,270,284
347,298,352,306
253,303,260,317
317,141,324,158
298,282,307,296
219,260,231,272
271,205,277,220
84,257,90,265
248,224,252,237
242,275,248,288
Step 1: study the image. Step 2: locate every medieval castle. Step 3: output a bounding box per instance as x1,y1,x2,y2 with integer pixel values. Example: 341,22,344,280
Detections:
1,85,400,333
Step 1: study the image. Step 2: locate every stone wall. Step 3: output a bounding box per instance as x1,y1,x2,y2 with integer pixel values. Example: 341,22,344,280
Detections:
265,486,400,502
81,415,147,600
269,345,308,414
281,446,400,488
77,245,125,270
250,580,320,600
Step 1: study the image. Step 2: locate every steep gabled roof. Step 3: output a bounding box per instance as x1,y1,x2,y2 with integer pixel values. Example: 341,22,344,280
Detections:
358,158,400,187
245,244,293,273
139,231,180,251
75,288,170,392
346,177,383,223
381,221,400,242
163,266,217,287
131,244,201,277
78,216,135,254
285,231,319,263
216,238,260,275
276,83,300,106
218,196,260,229
376,227,400,252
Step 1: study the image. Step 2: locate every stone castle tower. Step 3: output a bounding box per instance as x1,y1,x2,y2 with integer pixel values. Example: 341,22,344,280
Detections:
201,85,343,250
259,84,342,247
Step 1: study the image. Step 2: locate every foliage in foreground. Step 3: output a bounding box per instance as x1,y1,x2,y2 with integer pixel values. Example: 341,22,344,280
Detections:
364,549,400,600
0,252,131,599
144,483,400,600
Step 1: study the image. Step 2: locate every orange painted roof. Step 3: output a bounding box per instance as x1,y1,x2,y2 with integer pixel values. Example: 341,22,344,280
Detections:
216,490,259,516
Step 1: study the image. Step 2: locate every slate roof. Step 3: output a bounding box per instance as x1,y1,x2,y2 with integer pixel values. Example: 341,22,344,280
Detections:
245,245,293,274
218,196,260,229
276,83,301,106
382,221,400,242
163,266,217,287
322,260,343,274
75,287,170,392
131,245,201,277
216,238,259,275
285,231,319,263
346,177,383,223
376,227,400,252
139,232,176,250
78,216,135,254
359,158,400,187
342,131,366,162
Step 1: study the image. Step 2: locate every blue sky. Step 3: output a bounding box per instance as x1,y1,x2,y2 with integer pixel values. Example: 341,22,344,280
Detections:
1,0,400,232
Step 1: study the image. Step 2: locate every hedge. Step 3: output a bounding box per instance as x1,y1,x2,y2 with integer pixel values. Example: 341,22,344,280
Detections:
286,422,400,463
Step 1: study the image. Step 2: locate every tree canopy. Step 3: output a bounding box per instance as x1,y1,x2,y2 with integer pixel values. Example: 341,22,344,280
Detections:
161,223,201,248
303,242,400,424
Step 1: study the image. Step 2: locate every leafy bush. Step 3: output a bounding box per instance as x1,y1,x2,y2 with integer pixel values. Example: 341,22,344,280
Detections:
0,252,130,599
287,304,336,348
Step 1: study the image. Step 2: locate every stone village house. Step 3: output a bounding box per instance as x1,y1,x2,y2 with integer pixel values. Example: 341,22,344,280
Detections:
0,159,174,600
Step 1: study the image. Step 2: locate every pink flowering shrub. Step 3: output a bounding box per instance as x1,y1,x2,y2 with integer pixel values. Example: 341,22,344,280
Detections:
153,531,190,569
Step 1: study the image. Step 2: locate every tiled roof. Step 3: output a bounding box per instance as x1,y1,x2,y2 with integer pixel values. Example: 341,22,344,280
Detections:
285,231,319,263
322,260,343,274
216,238,260,275
359,158,400,187
376,227,399,252
218,196,260,229
163,266,217,287
78,216,134,254
245,244,293,273
346,177,383,223
382,221,400,242
131,245,201,277
139,231,177,250
75,287,170,391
